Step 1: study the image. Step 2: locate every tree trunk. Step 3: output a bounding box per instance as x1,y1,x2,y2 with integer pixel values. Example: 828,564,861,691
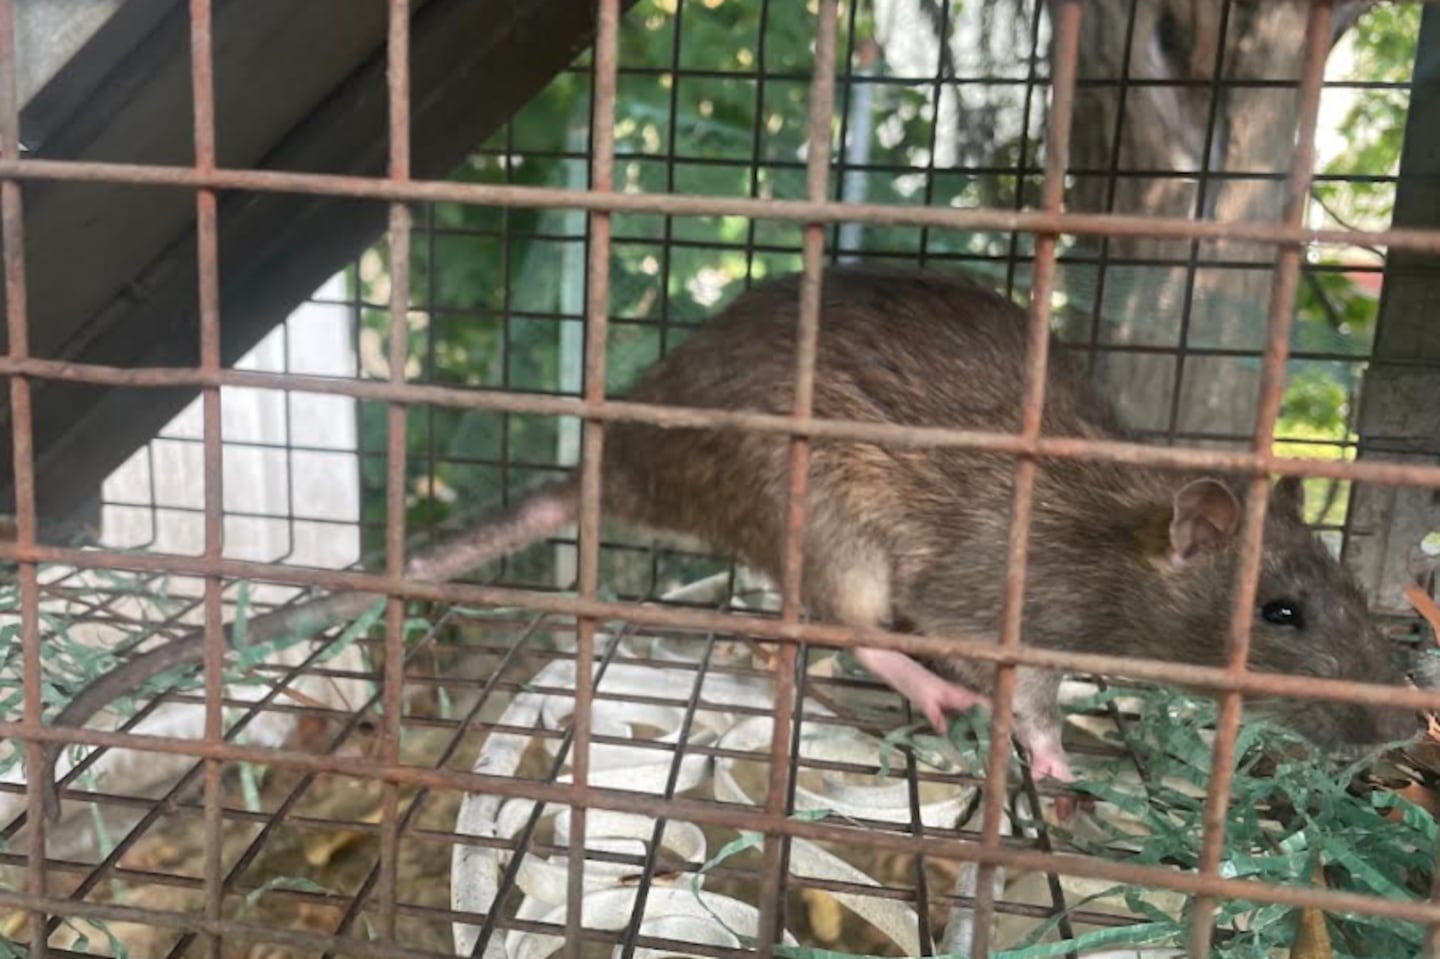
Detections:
1058,0,1363,444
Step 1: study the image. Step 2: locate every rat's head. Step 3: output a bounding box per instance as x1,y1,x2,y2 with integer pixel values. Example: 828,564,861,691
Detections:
1153,474,1418,753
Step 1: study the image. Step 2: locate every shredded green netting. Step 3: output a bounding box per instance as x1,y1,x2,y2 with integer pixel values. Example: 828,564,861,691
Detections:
240,876,377,941
866,684,1430,957
2,569,1432,957
0,571,379,955
690,682,1431,958
0,572,377,781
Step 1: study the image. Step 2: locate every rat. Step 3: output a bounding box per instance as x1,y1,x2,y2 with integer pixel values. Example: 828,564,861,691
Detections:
28,263,1419,822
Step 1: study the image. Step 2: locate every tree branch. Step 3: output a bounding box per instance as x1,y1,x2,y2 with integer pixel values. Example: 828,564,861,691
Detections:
1333,1,1376,48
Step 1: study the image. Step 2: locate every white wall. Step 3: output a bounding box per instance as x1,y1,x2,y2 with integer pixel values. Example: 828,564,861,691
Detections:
99,272,362,602
0,273,372,839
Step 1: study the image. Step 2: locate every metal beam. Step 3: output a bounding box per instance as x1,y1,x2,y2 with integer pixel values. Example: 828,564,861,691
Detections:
0,0,621,519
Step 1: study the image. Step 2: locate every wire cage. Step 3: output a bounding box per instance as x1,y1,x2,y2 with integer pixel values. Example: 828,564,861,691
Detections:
1,0,1439,957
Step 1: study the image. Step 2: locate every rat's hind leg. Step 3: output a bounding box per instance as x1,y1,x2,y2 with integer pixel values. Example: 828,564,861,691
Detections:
805,545,988,732
1013,666,1086,819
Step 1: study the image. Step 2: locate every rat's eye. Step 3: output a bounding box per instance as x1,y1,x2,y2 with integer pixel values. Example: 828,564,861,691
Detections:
1259,600,1305,629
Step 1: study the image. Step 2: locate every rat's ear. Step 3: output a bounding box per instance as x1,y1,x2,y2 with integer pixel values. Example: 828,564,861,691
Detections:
1168,478,1240,566
1271,475,1305,520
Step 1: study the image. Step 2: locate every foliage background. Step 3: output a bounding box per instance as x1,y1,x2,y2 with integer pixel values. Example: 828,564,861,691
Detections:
329,6,1426,954
347,0,1418,592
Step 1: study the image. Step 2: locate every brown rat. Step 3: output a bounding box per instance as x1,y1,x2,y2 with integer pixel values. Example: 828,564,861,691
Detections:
31,264,1418,821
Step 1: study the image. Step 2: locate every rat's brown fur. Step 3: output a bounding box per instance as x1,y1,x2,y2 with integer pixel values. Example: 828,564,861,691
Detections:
34,264,1415,821
598,264,1412,752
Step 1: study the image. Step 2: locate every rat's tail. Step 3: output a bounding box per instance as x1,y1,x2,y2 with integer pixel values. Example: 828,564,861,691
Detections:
406,478,579,582
32,479,580,823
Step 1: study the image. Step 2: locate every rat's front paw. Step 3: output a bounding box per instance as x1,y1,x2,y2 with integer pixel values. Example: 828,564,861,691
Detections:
917,680,989,734
855,647,989,733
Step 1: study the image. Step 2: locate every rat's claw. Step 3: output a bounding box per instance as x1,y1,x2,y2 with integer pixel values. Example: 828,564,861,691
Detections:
1048,791,1095,823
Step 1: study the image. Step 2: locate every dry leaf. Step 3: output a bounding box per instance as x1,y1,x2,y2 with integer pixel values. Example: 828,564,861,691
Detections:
744,637,780,672
119,839,184,871
802,888,844,944
301,806,382,867
1394,782,1440,819
1407,583,1440,641
302,829,367,868
1394,737,1440,778
1,910,27,940
1290,862,1333,959
1406,585,1440,739
272,686,331,713
1291,906,1334,958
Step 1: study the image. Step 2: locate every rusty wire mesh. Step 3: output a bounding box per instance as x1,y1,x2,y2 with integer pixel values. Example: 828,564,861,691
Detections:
0,0,1438,957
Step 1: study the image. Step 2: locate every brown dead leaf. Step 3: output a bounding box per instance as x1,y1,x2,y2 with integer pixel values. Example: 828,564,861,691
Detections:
119,839,184,871
1290,862,1333,959
744,637,780,672
287,713,336,754
1291,907,1334,958
1405,585,1440,741
1,910,27,940
302,829,366,868
1393,737,1440,779
302,806,383,867
802,888,844,944
1394,782,1440,819
1406,584,1440,640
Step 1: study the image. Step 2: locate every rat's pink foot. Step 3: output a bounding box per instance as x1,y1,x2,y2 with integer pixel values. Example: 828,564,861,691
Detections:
854,647,989,733
1019,726,1091,821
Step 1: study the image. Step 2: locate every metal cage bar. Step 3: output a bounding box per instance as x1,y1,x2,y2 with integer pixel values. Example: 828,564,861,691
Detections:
4,539,1439,712
0,0,44,952
969,0,1084,951
184,3,227,957
377,0,415,945
0,360,1433,486
1188,2,1338,953
566,1,622,956
1,156,1439,251
755,4,839,954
